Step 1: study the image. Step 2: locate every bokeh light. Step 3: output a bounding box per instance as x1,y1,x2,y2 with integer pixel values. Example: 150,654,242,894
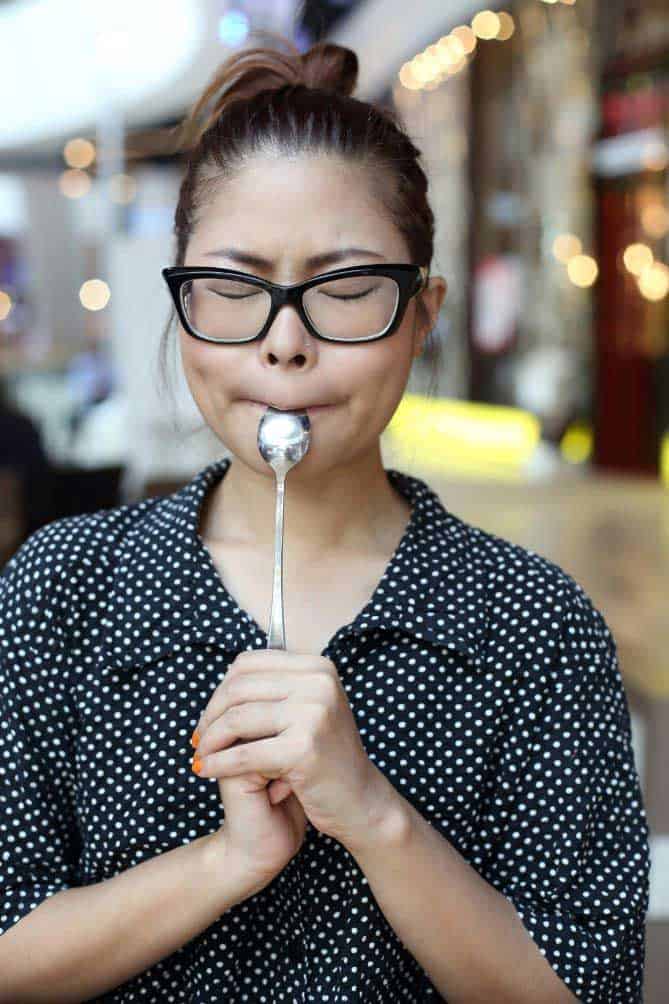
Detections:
79,279,111,311
638,262,669,301
552,233,582,263
623,243,654,276
63,137,96,169
471,11,501,40
567,254,598,286
59,169,92,199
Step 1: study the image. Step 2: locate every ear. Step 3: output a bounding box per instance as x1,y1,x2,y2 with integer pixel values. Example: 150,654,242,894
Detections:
413,275,447,355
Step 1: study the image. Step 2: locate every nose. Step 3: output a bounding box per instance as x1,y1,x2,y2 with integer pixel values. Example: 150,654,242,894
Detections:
260,302,313,367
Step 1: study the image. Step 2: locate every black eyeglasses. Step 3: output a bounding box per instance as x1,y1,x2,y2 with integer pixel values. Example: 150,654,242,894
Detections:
161,263,428,345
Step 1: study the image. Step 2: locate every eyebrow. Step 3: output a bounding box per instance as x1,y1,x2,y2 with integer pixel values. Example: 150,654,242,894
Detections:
202,246,387,271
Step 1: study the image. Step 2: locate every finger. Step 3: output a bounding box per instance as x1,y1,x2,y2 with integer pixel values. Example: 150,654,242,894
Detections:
194,734,284,779
194,674,293,742
268,778,292,804
198,701,285,757
193,669,326,746
232,650,327,671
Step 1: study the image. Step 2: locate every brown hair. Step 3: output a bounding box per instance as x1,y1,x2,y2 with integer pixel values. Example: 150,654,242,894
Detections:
158,30,441,430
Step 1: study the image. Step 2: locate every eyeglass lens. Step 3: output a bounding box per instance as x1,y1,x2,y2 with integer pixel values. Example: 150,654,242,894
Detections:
181,274,400,342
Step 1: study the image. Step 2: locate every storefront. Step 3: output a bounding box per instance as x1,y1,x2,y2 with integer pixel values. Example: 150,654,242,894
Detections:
387,0,668,475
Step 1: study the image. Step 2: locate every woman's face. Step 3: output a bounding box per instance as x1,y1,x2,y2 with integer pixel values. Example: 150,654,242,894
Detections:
180,152,446,480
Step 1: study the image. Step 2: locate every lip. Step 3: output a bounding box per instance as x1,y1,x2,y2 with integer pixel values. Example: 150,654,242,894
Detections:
241,399,338,414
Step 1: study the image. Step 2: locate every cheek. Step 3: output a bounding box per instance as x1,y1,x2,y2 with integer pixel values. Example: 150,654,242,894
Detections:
357,342,412,398
349,349,412,431
180,329,211,381
179,331,235,404
179,329,202,388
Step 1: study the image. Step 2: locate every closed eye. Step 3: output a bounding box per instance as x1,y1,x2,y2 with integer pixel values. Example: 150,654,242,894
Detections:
205,286,260,300
318,285,377,301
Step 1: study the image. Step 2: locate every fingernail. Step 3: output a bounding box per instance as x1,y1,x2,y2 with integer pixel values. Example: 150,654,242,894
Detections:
191,730,200,748
192,756,203,775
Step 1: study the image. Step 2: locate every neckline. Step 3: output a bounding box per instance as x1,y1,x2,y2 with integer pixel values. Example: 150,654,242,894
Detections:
193,457,422,655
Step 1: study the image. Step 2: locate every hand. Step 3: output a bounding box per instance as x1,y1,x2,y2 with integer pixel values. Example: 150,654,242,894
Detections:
192,649,392,848
208,759,308,886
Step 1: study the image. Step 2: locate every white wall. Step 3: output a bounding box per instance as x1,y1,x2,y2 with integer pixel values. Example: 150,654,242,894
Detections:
107,174,229,500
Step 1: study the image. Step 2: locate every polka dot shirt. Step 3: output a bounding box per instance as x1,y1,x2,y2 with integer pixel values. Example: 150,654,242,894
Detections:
0,456,650,1002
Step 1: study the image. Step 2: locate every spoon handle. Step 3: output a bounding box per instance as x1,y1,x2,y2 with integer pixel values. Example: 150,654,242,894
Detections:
267,473,287,650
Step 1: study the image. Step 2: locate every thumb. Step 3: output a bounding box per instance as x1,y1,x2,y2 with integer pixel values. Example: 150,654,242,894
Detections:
268,778,293,804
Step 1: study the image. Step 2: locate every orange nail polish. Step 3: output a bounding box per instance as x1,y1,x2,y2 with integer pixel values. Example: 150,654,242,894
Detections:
192,756,203,775
191,731,200,748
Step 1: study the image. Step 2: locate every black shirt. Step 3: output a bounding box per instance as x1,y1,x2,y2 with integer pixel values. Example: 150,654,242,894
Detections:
0,456,651,1002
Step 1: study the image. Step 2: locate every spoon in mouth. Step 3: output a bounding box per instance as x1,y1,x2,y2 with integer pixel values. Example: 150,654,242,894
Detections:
256,405,311,650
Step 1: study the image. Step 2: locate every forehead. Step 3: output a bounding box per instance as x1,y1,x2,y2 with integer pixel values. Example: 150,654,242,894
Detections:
188,152,408,263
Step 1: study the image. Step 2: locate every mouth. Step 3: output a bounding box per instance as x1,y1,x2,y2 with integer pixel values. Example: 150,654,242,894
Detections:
241,399,338,414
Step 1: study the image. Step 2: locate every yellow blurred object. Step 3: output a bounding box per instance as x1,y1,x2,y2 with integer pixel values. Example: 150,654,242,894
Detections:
384,394,541,480
560,422,593,464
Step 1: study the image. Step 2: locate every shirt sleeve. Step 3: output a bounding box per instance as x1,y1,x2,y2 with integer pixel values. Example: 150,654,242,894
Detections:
480,586,651,1003
0,525,83,937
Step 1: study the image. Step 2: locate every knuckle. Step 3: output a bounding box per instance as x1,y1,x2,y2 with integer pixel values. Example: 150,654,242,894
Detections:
319,674,340,705
300,730,317,760
225,680,243,703
315,702,335,732
225,704,242,728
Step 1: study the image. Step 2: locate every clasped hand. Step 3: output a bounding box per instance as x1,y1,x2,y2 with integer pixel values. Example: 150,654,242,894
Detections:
191,649,392,848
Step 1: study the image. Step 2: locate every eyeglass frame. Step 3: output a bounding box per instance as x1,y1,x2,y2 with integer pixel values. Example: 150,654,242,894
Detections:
161,263,429,345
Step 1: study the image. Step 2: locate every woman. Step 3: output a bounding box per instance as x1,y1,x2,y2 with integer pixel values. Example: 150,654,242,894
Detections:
0,34,650,1003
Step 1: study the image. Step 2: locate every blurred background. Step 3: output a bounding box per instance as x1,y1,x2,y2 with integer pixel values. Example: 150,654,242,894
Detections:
0,0,667,995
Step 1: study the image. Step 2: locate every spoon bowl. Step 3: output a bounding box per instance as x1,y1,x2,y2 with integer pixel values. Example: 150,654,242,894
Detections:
257,407,311,477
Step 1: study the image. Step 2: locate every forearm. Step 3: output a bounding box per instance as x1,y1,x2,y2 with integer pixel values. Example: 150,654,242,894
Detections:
0,833,257,1004
345,775,577,1004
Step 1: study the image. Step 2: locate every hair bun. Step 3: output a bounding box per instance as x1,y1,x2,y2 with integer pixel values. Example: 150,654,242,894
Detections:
300,39,358,97
173,31,358,153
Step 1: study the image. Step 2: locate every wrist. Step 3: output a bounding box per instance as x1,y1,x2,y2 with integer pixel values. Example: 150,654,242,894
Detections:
199,831,271,905
340,766,411,858
200,830,228,870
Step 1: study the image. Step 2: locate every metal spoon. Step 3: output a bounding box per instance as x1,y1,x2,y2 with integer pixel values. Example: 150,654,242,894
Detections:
257,406,311,649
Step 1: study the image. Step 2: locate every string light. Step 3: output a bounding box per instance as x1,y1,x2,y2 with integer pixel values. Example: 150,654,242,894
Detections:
398,11,518,93
471,11,500,40
451,25,477,54
496,13,515,40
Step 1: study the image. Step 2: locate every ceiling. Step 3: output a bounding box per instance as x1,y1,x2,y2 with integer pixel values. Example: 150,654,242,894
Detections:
0,0,501,167
0,0,362,161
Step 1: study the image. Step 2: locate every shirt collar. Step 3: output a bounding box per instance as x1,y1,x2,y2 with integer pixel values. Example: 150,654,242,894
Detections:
95,456,487,675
